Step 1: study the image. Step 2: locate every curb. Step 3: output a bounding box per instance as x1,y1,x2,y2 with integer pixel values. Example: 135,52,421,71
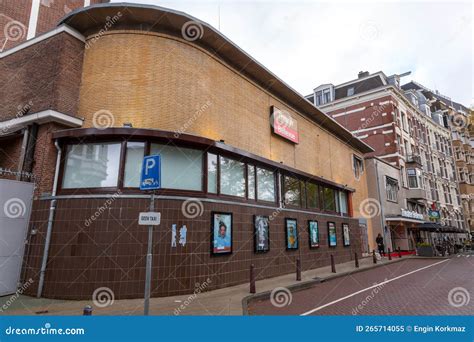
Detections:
242,256,419,315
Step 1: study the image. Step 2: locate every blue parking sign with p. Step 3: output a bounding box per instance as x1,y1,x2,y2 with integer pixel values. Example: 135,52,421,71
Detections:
140,155,161,190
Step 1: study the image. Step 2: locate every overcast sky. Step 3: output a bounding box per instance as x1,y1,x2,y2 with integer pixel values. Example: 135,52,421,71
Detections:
114,0,473,107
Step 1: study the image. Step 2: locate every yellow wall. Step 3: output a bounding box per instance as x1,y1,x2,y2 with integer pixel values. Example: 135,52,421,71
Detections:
78,30,372,231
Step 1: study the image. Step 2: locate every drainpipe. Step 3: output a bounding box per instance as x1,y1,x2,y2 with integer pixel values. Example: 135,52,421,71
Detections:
37,139,61,298
374,160,388,252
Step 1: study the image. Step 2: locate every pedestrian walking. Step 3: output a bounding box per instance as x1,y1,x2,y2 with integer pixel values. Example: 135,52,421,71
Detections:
376,233,385,257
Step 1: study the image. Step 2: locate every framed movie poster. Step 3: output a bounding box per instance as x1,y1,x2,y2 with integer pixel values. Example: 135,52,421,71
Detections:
342,223,350,246
211,212,232,254
308,220,319,248
328,221,337,247
254,215,270,253
285,218,298,250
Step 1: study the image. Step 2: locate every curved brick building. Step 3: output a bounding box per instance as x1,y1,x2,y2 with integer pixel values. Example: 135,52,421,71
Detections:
0,3,374,299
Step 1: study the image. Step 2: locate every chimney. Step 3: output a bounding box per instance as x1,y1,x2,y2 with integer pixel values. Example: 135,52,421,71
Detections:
358,71,369,78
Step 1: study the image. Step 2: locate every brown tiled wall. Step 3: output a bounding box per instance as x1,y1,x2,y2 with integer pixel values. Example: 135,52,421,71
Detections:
23,198,361,299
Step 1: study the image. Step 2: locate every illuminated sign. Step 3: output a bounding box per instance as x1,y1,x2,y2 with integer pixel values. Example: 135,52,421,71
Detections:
270,106,299,144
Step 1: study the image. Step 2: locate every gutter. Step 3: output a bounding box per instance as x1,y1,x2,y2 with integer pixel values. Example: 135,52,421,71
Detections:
36,139,61,298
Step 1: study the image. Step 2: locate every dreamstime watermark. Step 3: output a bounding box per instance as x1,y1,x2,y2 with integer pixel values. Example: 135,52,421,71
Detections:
4,323,85,336
359,198,381,219
174,100,212,138
92,109,115,130
174,278,212,315
84,190,121,227
359,20,379,41
92,287,115,308
270,287,292,308
85,11,123,49
1,101,33,134
0,278,34,313
357,103,388,131
448,287,470,308
3,197,27,218
181,20,204,41
352,278,388,315
1,14,27,51
181,198,204,219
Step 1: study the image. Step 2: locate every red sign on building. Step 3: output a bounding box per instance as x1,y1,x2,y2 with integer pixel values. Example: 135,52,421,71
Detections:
270,106,299,144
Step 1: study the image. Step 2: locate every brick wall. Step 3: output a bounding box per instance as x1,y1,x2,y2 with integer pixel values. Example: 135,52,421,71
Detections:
0,0,108,51
0,31,84,121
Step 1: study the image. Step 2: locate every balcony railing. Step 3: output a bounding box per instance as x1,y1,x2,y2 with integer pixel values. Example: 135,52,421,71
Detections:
406,154,422,165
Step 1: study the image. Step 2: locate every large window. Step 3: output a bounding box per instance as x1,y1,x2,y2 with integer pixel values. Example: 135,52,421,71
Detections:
207,153,218,193
150,143,203,191
339,191,348,214
306,182,320,209
385,176,398,202
123,142,145,187
322,187,336,212
247,164,256,199
62,143,121,189
256,167,275,202
284,176,301,206
219,156,245,197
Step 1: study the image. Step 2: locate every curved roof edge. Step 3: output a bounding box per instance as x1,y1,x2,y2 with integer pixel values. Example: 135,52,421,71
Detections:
59,2,374,154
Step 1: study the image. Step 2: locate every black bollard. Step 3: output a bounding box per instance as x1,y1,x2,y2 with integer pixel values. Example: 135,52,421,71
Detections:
249,264,256,294
83,305,92,316
296,258,302,281
373,250,377,264
330,254,336,273
398,247,402,258
354,252,359,268
388,248,392,260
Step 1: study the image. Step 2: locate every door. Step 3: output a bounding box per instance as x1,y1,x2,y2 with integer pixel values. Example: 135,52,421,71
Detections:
0,179,34,296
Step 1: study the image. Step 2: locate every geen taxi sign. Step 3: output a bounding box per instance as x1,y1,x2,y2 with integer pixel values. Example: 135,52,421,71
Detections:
139,212,161,226
270,106,299,144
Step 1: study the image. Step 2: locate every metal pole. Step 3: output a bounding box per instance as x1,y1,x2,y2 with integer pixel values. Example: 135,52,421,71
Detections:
249,264,256,294
144,192,155,315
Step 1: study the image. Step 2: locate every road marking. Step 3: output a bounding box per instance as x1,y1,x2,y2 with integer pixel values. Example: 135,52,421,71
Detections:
300,259,449,316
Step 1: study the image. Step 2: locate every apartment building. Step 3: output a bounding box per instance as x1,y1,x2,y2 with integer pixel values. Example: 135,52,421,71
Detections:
402,82,473,233
306,71,468,250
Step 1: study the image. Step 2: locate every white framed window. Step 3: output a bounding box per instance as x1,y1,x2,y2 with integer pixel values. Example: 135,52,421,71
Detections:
352,155,364,180
385,176,398,202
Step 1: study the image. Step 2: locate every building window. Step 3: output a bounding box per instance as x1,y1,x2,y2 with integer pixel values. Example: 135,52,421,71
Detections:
322,187,337,211
323,89,331,103
407,168,422,189
150,143,203,191
207,153,218,193
339,191,348,214
352,155,364,180
247,164,256,199
219,156,245,197
284,176,301,206
62,143,121,189
256,167,275,202
315,91,323,106
123,142,145,187
386,176,398,202
347,87,355,96
306,182,320,209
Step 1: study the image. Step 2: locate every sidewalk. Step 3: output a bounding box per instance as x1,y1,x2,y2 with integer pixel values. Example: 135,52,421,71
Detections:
1,255,411,316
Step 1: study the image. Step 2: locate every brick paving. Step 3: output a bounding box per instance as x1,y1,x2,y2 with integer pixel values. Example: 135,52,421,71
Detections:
248,253,474,315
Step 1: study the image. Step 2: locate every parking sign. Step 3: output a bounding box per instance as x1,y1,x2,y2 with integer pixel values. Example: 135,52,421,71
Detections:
140,155,161,190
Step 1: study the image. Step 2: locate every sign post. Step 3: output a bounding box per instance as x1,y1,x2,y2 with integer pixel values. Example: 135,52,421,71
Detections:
140,155,161,316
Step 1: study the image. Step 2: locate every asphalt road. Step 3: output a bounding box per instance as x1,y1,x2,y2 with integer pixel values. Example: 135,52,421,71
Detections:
248,253,474,315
